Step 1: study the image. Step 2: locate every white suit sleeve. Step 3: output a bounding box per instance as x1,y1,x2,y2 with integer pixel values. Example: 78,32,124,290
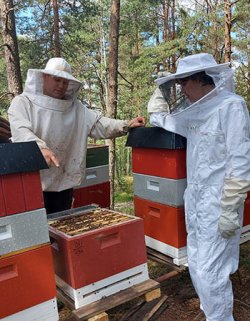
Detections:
147,87,187,137
147,88,170,113
8,95,49,149
219,101,250,238
86,109,128,139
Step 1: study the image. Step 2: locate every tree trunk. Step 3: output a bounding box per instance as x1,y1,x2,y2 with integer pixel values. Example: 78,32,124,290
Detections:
106,0,120,209
52,0,61,57
0,0,22,99
224,0,232,63
162,0,169,42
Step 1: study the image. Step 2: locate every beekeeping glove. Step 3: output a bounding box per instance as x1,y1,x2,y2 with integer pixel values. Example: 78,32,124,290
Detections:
147,88,170,114
219,178,250,239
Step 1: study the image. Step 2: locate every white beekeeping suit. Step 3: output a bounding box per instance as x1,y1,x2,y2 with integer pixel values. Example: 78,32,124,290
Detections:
8,58,129,192
148,53,250,321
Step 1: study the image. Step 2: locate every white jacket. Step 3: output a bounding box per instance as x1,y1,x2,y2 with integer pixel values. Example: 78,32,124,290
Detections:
8,69,128,191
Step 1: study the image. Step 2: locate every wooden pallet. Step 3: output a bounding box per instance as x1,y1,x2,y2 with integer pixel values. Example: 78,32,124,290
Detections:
57,279,161,321
147,247,187,272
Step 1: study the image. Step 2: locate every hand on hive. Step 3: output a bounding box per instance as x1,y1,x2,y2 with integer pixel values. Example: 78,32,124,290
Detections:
127,116,145,128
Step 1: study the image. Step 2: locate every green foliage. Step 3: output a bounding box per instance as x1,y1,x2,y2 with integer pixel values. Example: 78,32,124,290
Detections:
114,175,134,202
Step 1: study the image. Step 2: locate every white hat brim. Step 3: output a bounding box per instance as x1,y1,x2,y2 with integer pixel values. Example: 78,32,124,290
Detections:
41,69,82,85
155,62,230,86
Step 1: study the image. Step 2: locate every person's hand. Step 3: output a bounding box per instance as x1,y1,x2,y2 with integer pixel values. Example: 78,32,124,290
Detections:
128,116,145,128
41,148,60,167
218,211,240,239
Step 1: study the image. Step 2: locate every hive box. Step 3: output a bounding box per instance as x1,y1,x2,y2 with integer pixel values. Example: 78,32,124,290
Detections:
2,298,58,321
132,148,186,179
0,244,56,319
86,144,109,168
133,173,187,207
0,142,47,216
75,165,109,188
243,192,250,227
241,193,250,244
134,196,187,264
73,181,110,208
48,208,149,308
0,208,49,256
73,144,110,209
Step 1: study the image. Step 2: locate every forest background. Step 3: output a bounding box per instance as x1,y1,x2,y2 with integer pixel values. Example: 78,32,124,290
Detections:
0,0,250,206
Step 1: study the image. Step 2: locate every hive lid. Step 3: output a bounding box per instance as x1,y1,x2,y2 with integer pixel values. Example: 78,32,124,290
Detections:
126,127,186,149
0,141,48,175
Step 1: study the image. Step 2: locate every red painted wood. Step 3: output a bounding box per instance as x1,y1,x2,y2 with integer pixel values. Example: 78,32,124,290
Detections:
0,172,43,217
22,172,44,212
0,245,56,318
134,196,187,248
49,214,147,289
1,173,26,215
132,148,186,179
243,193,250,227
73,181,110,209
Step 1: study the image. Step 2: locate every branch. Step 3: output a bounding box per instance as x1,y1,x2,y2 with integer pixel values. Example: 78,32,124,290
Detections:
0,92,15,100
118,71,134,90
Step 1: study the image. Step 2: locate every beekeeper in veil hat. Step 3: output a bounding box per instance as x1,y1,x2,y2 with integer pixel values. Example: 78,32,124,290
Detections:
8,57,145,214
148,53,250,321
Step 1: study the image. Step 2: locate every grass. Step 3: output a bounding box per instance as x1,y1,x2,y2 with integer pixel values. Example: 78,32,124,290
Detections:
114,176,134,203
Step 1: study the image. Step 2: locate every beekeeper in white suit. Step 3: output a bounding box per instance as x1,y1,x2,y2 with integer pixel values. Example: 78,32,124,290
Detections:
8,57,145,214
148,53,250,321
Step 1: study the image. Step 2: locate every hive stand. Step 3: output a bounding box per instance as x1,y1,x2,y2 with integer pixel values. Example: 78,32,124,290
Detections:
57,278,161,321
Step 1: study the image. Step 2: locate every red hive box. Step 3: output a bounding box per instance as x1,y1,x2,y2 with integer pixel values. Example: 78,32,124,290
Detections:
0,244,56,319
0,172,44,216
73,181,110,208
243,192,250,227
134,195,187,248
132,148,186,179
0,142,47,216
49,209,147,289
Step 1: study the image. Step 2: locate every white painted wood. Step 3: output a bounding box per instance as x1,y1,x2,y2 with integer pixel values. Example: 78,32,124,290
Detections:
145,236,187,262
2,298,59,321
56,263,149,309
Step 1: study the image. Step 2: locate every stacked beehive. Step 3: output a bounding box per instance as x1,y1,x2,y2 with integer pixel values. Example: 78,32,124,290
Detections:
0,142,59,321
126,127,188,266
127,127,250,265
73,144,110,208
48,208,149,308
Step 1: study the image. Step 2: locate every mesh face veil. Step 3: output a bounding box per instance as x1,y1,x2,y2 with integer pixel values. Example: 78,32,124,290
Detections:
158,80,187,114
155,53,235,115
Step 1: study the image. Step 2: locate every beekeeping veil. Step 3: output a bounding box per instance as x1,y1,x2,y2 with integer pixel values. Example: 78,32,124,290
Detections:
24,57,82,100
154,53,234,114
